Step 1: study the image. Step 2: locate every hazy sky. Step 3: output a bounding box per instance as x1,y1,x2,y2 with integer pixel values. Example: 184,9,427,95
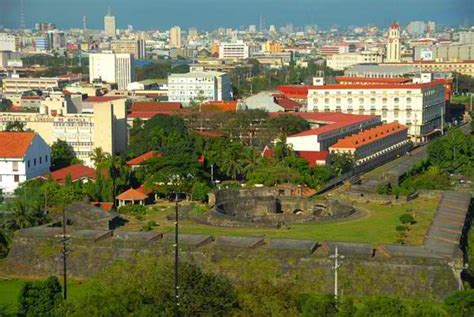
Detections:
0,0,472,30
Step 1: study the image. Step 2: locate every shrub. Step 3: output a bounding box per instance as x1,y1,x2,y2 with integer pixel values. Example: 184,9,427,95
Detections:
399,213,415,225
142,220,158,232
191,182,211,202
118,204,147,215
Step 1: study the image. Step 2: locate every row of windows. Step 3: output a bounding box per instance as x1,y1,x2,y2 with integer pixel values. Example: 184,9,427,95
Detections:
26,155,48,169
314,97,413,104
315,90,414,96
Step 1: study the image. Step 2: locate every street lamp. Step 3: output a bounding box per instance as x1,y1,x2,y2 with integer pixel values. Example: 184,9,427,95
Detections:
55,207,70,300
329,246,344,301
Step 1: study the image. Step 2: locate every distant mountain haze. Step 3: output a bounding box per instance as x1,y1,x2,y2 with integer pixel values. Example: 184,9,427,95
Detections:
0,0,472,30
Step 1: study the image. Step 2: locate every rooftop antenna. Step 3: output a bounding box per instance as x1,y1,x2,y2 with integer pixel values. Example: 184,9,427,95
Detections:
107,5,111,16
19,0,26,30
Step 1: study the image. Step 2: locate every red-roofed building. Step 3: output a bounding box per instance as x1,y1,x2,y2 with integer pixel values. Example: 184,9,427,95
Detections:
40,164,97,184
194,130,225,138
116,185,155,206
90,202,114,212
261,145,274,158
329,122,410,169
283,112,381,153
297,151,329,167
127,102,183,124
126,151,162,169
0,132,51,194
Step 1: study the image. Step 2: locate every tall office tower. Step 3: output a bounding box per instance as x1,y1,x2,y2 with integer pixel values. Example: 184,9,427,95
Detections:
89,52,133,90
0,33,17,51
385,22,401,63
104,7,117,38
169,26,182,48
188,27,198,41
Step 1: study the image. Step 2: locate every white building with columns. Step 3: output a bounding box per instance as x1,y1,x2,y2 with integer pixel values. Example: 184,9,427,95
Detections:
306,77,445,142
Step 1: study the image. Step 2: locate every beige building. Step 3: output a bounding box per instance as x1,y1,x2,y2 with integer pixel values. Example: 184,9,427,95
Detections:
104,9,117,38
2,77,66,94
111,39,146,59
169,26,182,48
384,61,474,77
327,51,383,71
0,94,127,166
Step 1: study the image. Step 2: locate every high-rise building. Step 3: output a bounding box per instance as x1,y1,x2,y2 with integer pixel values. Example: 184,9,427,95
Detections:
47,30,66,50
459,31,474,44
385,22,401,63
188,27,198,41
35,22,56,32
104,7,117,38
34,37,49,52
169,26,182,48
89,52,133,90
0,33,16,52
111,39,145,59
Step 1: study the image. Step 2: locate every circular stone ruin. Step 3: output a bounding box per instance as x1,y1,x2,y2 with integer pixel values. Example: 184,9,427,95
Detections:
200,186,357,227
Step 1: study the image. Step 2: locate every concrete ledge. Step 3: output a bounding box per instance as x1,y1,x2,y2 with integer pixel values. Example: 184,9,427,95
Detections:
215,236,265,249
269,238,318,255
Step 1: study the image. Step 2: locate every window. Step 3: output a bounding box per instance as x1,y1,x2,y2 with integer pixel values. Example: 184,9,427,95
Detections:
40,157,42,164
27,160,30,168
12,162,18,172
45,155,48,162
394,97,399,103
34,158,37,166
14,175,20,183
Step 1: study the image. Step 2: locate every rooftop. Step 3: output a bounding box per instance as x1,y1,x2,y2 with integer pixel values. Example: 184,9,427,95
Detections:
42,164,96,184
282,112,379,137
201,101,238,112
0,132,36,159
330,122,407,150
116,185,153,201
127,151,162,166
84,96,126,103
131,101,182,113
297,151,329,167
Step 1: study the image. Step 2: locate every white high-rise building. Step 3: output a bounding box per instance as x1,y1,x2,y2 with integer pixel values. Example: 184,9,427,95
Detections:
169,26,182,48
104,7,117,38
385,22,401,63
218,41,250,59
0,33,16,52
89,52,133,90
168,70,232,104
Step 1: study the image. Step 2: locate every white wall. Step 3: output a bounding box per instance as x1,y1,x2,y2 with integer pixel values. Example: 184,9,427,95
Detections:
286,135,321,152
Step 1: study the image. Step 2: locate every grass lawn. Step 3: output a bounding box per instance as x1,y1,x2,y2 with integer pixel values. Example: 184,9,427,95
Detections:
452,95,473,104
123,196,439,245
0,279,87,315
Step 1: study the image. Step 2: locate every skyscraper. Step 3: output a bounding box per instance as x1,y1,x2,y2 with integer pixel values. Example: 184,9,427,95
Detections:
89,52,133,90
385,22,401,63
169,26,182,48
104,7,117,38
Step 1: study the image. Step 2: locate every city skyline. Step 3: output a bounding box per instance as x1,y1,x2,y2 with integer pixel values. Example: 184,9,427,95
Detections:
0,0,472,31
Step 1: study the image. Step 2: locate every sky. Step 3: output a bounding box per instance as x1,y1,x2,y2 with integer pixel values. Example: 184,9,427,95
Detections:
0,0,472,31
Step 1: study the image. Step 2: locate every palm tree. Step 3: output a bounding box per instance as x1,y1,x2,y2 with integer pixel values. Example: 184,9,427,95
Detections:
0,227,11,256
90,147,111,168
242,148,262,179
221,148,245,180
6,199,37,230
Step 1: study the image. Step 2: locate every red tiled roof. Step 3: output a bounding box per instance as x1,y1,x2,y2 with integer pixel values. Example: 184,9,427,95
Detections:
116,185,152,201
0,132,36,158
201,101,238,112
21,95,43,100
390,21,400,29
297,151,329,167
84,96,126,103
131,101,182,112
90,202,114,212
194,130,225,138
274,96,302,110
44,164,96,184
277,112,379,137
128,111,178,119
261,146,274,158
330,122,407,150
126,151,162,166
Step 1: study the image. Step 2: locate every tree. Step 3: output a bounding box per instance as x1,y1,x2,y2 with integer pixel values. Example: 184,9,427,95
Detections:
191,182,211,202
4,121,26,132
297,294,338,317
266,115,310,137
70,258,238,316
220,144,245,180
330,152,356,176
51,140,76,170
90,147,111,168
0,227,11,257
356,296,408,317
18,276,63,317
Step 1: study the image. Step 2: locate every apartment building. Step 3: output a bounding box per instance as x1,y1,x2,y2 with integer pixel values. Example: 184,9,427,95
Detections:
329,122,410,170
0,132,51,194
169,26,182,48
89,52,134,90
384,61,474,77
218,41,250,59
306,79,445,142
0,95,127,166
0,33,16,52
168,70,232,104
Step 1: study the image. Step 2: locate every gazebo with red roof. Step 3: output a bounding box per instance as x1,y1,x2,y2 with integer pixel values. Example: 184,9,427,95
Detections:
116,185,154,206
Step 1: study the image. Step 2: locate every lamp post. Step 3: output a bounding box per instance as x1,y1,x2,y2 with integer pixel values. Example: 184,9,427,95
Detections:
174,192,180,317
329,246,344,301
55,207,70,300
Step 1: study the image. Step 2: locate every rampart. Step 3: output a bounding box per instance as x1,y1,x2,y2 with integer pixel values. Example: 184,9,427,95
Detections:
1,192,472,299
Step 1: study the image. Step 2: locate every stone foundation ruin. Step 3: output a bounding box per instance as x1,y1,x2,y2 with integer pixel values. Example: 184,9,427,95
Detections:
201,187,357,227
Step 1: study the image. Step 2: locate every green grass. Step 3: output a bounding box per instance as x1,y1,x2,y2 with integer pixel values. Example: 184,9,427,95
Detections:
136,197,438,245
0,279,87,315
452,95,473,104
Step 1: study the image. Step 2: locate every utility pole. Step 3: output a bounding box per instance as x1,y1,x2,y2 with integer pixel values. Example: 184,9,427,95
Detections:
55,208,70,300
329,246,344,301
174,193,180,317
